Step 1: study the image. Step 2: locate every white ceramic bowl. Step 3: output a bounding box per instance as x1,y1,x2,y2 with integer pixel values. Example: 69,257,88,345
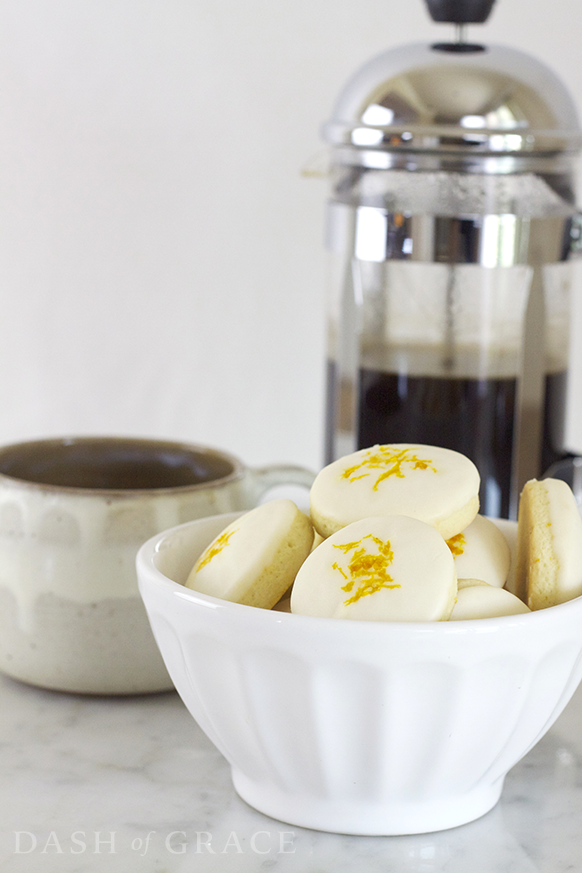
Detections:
137,512,582,835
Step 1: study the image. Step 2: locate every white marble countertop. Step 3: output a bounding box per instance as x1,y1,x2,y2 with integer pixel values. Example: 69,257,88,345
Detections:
1,672,582,873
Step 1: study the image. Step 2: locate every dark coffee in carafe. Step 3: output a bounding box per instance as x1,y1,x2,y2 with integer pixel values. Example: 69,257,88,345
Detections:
326,357,567,519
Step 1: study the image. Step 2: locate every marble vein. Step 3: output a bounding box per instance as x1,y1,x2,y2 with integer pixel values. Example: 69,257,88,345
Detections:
1,674,582,872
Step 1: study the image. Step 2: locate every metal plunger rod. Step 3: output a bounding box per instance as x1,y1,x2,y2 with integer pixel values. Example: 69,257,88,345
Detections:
455,22,468,43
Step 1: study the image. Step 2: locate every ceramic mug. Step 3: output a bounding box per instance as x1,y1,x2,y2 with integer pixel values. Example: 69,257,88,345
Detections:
0,436,314,695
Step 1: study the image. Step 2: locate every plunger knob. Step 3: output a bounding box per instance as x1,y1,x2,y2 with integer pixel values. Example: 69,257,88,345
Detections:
424,0,496,22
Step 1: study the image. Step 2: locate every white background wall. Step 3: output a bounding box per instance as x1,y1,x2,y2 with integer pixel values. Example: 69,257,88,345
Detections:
0,0,581,474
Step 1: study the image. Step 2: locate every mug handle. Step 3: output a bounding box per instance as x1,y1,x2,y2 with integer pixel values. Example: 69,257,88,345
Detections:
248,463,316,504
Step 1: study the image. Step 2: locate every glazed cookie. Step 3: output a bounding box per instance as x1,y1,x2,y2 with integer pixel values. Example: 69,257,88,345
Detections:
185,499,314,608
450,579,530,620
446,515,510,588
290,515,457,622
516,478,582,610
491,517,518,595
310,444,479,540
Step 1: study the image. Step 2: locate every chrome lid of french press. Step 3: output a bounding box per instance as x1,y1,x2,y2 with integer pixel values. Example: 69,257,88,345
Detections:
322,0,582,173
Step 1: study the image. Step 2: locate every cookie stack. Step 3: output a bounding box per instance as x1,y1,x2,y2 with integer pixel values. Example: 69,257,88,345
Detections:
184,443,582,622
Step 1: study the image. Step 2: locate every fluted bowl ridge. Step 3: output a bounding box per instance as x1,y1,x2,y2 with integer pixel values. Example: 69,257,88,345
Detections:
136,512,582,835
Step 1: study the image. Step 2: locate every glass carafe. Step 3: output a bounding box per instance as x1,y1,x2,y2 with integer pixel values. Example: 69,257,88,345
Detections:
322,41,582,518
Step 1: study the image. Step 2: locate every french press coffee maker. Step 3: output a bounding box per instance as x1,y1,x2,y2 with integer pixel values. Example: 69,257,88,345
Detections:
322,0,582,518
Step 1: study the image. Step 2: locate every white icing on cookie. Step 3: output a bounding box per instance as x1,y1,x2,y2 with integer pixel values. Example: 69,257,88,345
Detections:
290,515,457,622
446,515,510,588
450,581,530,620
310,444,479,540
489,517,518,594
185,499,314,608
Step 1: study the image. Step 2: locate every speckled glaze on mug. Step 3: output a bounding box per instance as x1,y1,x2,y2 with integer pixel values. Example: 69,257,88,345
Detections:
0,437,314,694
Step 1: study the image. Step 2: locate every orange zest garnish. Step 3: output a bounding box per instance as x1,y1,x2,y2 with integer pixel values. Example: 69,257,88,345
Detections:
195,528,238,572
341,446,436,491
446,532,466,557
333,534,400,606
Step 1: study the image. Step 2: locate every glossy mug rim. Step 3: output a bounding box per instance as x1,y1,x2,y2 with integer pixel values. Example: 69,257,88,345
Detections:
0,435,245,496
